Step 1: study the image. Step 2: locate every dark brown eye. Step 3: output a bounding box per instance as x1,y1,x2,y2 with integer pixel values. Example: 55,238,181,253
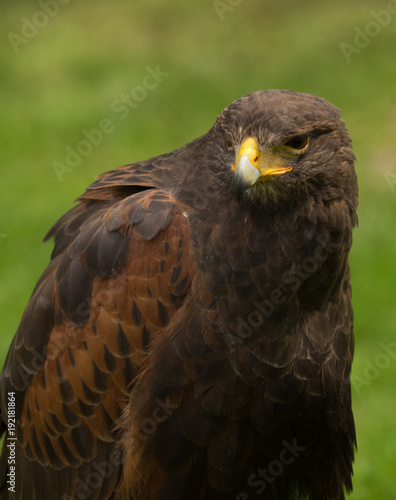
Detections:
225,137,233,151
285,135,309,151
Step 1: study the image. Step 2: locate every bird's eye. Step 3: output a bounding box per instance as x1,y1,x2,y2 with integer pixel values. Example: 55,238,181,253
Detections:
225,138,233,151
284,135,309,152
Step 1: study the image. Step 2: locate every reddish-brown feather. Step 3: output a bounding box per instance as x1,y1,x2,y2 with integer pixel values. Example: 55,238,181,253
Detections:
0,184,195,498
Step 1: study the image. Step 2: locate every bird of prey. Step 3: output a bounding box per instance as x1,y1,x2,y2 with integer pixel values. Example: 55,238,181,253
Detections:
0,89,358,500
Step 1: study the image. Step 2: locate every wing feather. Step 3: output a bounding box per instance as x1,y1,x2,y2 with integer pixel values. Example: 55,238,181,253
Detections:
0,181,195,499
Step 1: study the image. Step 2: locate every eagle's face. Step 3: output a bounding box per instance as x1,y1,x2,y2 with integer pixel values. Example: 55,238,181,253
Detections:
214,89,357,207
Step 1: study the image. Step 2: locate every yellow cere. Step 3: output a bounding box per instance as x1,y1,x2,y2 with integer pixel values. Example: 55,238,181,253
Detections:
231,137,260,171
232,137,293,178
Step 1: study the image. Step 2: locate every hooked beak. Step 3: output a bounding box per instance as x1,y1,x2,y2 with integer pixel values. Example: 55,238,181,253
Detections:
233,137,293,201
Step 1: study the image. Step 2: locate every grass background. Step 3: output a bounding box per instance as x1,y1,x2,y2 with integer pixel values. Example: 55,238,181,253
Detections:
1,0,395,497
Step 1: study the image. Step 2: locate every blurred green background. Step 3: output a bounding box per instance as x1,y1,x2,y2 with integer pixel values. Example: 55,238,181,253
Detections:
0,0,395,498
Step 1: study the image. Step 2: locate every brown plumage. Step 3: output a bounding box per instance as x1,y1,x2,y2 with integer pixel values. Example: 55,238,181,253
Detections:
0,89,358,499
